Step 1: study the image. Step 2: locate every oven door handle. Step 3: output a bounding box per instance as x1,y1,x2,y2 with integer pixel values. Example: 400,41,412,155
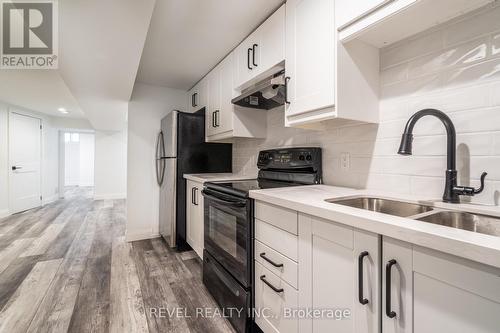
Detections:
201,189,247,207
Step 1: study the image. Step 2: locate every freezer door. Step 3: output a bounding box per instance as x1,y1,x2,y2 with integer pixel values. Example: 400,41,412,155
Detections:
161,111,177,158
159,158,176,247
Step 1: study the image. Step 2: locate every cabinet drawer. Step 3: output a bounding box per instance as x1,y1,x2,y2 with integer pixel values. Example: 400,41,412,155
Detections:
255,201,297,235
255,219,298,262
255,240,298,289
255,261,298,333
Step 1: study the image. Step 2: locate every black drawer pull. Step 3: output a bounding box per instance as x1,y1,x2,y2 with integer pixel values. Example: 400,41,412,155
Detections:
252,44,258,66
193,187,198,206
358,251,369,305
386,259,397,319
247,48,253,70
260,275,283,293
284,76,291,105
260,253,283,268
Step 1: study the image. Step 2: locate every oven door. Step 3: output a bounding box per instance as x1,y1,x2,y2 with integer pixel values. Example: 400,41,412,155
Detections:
202,188,251,288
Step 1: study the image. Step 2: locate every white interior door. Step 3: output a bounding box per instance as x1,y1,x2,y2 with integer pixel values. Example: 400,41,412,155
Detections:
9,112,42,213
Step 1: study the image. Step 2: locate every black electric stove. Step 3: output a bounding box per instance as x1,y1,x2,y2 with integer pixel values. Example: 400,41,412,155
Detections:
205,147,323,198
202,147,322,333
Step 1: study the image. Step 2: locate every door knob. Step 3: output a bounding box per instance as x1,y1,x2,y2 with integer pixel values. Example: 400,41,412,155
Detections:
11,166,22,170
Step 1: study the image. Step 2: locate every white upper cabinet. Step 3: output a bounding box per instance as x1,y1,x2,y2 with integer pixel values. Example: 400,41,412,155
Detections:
187,78,208,113
206,52,267,141
234,5,285,90
285,0,336,125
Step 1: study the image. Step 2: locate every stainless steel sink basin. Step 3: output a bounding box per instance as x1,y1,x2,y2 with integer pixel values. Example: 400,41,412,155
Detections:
417,211,500,237
326,196,433,217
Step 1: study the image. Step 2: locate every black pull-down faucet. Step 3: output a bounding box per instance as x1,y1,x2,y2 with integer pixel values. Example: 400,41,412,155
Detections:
398,109,487,203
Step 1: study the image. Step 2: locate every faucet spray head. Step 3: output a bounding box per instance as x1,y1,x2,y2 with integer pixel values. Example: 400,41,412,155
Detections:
398,133,413,155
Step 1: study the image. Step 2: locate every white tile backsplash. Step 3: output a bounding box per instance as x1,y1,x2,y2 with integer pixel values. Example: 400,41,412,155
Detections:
233,4,500,205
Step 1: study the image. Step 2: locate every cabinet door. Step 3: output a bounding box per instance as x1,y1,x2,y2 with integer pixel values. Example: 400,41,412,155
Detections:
254,4,285,75
382,237,412,333
218,53,235,134
186,181,196,249
299,214,380,333
285,0,335,118
186,180,203,258
412,247,500,333
335,0,389,28
235,34,258,89
207,69,220,137
189,79,208,113
194,188,204,259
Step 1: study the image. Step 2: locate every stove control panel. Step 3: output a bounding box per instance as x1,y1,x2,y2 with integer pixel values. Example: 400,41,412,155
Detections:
257,147,322,171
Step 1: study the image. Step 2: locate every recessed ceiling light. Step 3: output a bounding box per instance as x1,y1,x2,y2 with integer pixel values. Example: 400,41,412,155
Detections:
58,107,69,114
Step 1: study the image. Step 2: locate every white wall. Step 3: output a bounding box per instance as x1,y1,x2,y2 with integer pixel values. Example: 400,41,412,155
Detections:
0,103,9,217
126,82,186,241
94,130,127,200
79,133,95,186
234,4,500,205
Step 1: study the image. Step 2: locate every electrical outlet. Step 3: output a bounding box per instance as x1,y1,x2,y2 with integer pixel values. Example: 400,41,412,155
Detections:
340,152,350,171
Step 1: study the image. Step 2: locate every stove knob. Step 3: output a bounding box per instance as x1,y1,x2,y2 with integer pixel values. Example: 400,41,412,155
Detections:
306,155,312,161
299,155,305,161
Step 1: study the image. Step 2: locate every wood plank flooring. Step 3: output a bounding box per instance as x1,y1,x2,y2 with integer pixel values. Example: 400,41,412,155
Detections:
0,187,235,333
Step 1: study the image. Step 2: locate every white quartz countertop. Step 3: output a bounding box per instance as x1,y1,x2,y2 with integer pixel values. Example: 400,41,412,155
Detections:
183,173,255,183
249,185,500,269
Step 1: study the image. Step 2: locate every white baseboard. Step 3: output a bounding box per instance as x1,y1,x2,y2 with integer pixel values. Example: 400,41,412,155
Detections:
43,195,58,205
0,209,10,219
125,230,160,242
93,193,127,200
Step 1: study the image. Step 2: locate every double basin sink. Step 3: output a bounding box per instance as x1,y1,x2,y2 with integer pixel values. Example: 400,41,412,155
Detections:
326,196,500,237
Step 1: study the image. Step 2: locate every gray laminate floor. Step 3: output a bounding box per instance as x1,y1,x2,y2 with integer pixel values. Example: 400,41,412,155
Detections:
0,187,235,333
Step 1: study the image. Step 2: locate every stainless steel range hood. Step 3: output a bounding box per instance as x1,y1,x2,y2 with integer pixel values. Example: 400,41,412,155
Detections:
231,71,286,110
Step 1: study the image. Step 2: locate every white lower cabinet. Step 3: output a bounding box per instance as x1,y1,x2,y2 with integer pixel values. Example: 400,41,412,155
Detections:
185,180,203,259
298,213,380,333
383,237,500,333
254,202,500,333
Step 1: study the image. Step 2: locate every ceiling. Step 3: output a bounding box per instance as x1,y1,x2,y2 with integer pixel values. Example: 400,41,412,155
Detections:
136,0,285,90
58,0,156,131
0,70,84,118
1,0,284,130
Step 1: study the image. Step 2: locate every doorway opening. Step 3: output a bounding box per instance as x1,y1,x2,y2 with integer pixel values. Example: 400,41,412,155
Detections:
60,131,95,198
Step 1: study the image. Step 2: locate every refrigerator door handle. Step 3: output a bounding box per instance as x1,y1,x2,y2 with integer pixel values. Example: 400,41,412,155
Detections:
156,131,167,186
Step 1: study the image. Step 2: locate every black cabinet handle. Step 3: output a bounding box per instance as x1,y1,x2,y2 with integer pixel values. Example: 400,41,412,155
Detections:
386,259,397,319
252,44,258,67
260,253,283,268
193,188,198,206
215,110,220,127
11,166,22,171
260,275,283,293
212,111,216,128
191,94,194,107
247,48,253,70
285,76,291,105
358,251,369,305
191,187,195,205
193,93,198,107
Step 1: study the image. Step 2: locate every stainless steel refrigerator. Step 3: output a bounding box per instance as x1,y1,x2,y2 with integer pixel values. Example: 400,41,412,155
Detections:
156,109,232,250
